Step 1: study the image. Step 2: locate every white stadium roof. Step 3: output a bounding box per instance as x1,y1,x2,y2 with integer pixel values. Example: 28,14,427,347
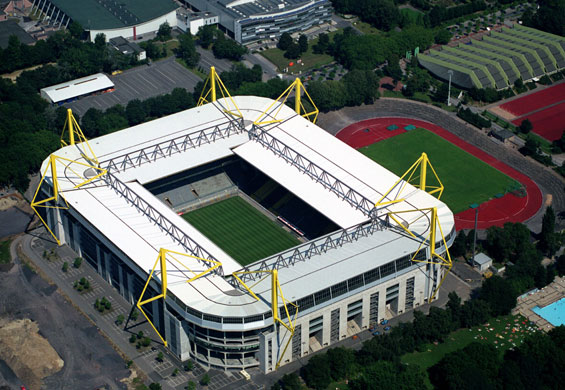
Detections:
40,73,114,104
40,96,455,321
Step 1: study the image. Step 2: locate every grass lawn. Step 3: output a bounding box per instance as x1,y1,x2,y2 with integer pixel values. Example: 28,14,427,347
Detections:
359,129,519,213
401,314,537,371
182,197,300,266
175,58,206,80
351,20,381,35
0,239,11,264
260,30,341,73
400,7,424,23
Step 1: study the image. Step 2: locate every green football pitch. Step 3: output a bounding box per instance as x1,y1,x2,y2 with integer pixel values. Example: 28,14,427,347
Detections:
359,129,519,214
182,197,301,266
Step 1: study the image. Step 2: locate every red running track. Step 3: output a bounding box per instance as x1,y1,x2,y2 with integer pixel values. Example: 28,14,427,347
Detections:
511,102,565,142
499,83,565,117
337,117,543,230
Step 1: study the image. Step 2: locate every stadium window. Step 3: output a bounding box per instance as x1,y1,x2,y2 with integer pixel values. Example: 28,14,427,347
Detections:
223,317,243,324
380,261,396,278
364,267,380,284
296,295,315,311
244,314,264,323
414,250,427,261
347,274,364,292
314,288,331,305
331,281,348,298
203,314,222,323
395,255,412,271
186,306,202,319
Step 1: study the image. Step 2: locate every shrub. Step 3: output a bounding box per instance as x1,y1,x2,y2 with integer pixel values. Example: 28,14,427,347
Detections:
157,352,164,362
116,314,125,325
62,262,69,272
200,373,210,386
142,337,151,347
184,360,193,371
129,334,136,343
73,257,82,268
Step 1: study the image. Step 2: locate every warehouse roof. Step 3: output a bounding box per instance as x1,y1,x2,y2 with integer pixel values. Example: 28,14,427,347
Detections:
49,0,177,30
40,73,114,104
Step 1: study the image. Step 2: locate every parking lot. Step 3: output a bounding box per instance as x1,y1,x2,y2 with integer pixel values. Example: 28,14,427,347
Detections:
66,57,203,116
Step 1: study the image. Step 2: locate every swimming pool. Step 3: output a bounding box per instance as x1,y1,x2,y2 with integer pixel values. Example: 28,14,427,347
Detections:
532,297,565,326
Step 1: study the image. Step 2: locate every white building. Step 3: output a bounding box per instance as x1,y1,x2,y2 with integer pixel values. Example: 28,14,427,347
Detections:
36,95,455,372
40,73,114,105
177,9,218,34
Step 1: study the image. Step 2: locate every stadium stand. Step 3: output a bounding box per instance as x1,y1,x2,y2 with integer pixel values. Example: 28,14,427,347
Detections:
418,25,564,90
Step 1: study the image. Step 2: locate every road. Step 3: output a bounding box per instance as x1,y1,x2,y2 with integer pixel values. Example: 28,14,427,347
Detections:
197,46,234,74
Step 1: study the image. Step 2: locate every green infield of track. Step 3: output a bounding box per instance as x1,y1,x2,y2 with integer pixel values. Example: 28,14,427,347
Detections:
182,197,301,266
359,129,519,214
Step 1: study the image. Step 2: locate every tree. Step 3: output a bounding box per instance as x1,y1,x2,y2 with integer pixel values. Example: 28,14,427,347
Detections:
435,29,452,44
279,373,301,390
62,262,69,272
327,347,356,380
73,257,82,268
523,135,539,156
156,351,164,362
557,254,565,276
384,57,402,82
184,360,193,371
131,309,139,321
519,119,533,134
94,33,106,48
149,383,162,390
126,99,147,126
185,381,196,390
116,314,125,325
278,32,293,50
313,33,329,54
432,83,450,103
284,42,301,59
212,36,247,60
198,25,216,49
307,80,347,112
479,276,517,316
342,69,380,106
200,373,210,386
176,32,200,67
68,22,84,39
301,354,331,390
451,231,467,258
141,337,151,347
539,206,558,256
157,22,172,41
298,34,308,53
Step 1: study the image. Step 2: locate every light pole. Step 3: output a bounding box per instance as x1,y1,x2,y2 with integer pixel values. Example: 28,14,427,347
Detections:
470,203,479,265
447,70,454,106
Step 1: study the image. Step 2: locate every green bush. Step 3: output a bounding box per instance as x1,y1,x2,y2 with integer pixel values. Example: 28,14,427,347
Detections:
73,257,83,268
200,373,210,386
62,262,69,272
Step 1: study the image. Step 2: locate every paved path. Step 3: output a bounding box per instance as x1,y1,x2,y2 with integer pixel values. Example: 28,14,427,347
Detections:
317,98,565,233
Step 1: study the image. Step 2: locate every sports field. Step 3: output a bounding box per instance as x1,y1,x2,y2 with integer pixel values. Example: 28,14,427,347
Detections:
182,197,300,266
359,129,519,214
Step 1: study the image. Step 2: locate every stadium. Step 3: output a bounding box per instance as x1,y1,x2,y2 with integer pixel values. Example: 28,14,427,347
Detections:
32,74,455,372
181,0,333,45
31,0,178,42
418,24,565,90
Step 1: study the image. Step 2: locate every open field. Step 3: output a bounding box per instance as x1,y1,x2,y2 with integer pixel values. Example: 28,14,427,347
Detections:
359,129,518,214
401,314,537,370
259,30,340,73
182,197,300,266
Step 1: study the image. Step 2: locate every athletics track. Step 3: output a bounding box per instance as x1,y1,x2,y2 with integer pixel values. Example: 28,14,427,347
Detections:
336,118,543,230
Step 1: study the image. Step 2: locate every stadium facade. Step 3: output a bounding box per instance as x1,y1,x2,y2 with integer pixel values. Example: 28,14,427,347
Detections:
180,0,333,44
35,95,455,372
418,24,565,90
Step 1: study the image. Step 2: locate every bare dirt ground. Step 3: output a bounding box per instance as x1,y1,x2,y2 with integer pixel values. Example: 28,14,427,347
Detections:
489,105,516,121
0,241,129,390
0,318,64,390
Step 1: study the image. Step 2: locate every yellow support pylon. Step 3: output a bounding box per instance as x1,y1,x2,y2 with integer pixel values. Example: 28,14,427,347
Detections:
254,78,318,125
386,207,452,301
136,248,222,346
375,152,444,208
60,108,100,166
197,66,243,118
30,154,107,245
232,269,298,369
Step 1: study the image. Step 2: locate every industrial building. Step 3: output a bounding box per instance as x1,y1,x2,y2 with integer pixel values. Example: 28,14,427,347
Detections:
418,24,565,90
180,0,333,44
40,73,114,105
33,82,455,372
29,0,178,41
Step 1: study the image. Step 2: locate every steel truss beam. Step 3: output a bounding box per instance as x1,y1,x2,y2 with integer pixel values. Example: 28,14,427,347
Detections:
31,154,107,245
100,119,245,173
231,269,298,369
137,248,222,346
101,172,223,276
249,124,379,219
231,219,383,284
375,152,444,208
